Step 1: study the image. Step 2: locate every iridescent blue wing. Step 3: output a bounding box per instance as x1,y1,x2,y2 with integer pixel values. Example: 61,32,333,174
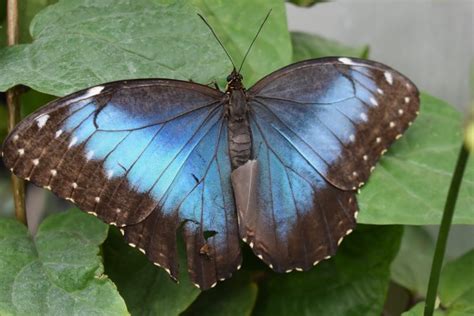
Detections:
2,80,241,289
241,57,419,272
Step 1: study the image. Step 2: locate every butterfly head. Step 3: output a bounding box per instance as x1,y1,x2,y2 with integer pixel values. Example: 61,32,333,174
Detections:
226,69,244,90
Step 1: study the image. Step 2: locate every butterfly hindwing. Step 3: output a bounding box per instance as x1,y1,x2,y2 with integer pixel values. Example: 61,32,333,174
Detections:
233,105,358,272
249,57,420,190
2,79,242,289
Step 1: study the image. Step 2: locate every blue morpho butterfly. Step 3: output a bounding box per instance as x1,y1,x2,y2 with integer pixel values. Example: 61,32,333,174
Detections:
2,12,419,290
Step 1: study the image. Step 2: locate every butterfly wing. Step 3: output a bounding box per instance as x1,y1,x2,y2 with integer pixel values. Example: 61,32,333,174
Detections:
249,57,419,190
239,57,419,271
2,80,241,289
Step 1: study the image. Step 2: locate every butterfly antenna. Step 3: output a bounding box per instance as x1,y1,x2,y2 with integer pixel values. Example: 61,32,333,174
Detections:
238,9,272,73
197,13,237,69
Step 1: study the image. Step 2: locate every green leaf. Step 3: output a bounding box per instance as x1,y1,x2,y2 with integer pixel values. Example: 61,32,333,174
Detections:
291,31,369,61
192,0,292,86
359,93,474,225
183,272,258,316
287,0,325,7
103,228,199,316
253,225,402,316
0,0,58,46
0,176,14,218
391,226,435,296
0,0,292,96
403,250,474,316
0,0,229,96
439,249,474,315
0,209,128,315
402,303,445,316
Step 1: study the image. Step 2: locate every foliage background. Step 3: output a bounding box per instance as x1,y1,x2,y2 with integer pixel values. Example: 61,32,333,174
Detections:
0,0,472,315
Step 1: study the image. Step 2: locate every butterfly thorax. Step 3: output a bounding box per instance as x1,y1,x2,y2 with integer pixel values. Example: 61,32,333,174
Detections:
225,71,252,169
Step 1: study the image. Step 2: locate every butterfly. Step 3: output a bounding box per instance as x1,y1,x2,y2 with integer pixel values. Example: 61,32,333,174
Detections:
1,54,419,289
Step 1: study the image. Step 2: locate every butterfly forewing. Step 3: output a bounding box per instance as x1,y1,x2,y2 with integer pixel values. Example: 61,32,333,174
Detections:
249,57,420,190
2,79,242,289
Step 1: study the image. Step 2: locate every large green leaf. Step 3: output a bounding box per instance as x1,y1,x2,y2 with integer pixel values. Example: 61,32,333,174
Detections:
103,228,200,316
390,226,435,296
402,250,474,316
0,0,292,96
291,31,369,61
359,93,474,225
182,272,258,316
402,303,445,316
0,0,229,96
0,0,58,46
0,209,128,315
192,0,292,86
438,249,474,315
253,225,403,316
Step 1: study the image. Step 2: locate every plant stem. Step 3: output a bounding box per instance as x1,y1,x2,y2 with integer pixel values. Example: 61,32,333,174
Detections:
424,145,470,315
6,0,27,225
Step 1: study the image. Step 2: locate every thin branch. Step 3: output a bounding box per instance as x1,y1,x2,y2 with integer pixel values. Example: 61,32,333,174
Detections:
6,0,27,225
424,145,470,315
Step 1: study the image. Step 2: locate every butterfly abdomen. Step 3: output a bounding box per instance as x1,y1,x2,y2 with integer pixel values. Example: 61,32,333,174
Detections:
228,118,252,169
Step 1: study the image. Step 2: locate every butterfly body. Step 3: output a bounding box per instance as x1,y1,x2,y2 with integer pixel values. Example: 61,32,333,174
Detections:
225,69,253,169
2,57,420,290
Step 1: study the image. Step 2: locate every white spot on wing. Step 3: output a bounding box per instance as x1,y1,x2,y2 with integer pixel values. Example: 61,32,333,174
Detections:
398,109,404,115
376,137,381,143
68,86,105,104
384,71,393,85
363,155,368,161
36,114,50,129
369,97,379,106
55,130,63,138
13,135,19,141
72,182,78,189
69,136,78,148
337,236,344,245
86,150,94,160
50,169,57,176
349,134,355,142
377,88,384,95
360,113,368,121
404,97,410,103
32,159,39,166
18,148,24,156
389,121,395,128
338,57,354,65
107,170,114,179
